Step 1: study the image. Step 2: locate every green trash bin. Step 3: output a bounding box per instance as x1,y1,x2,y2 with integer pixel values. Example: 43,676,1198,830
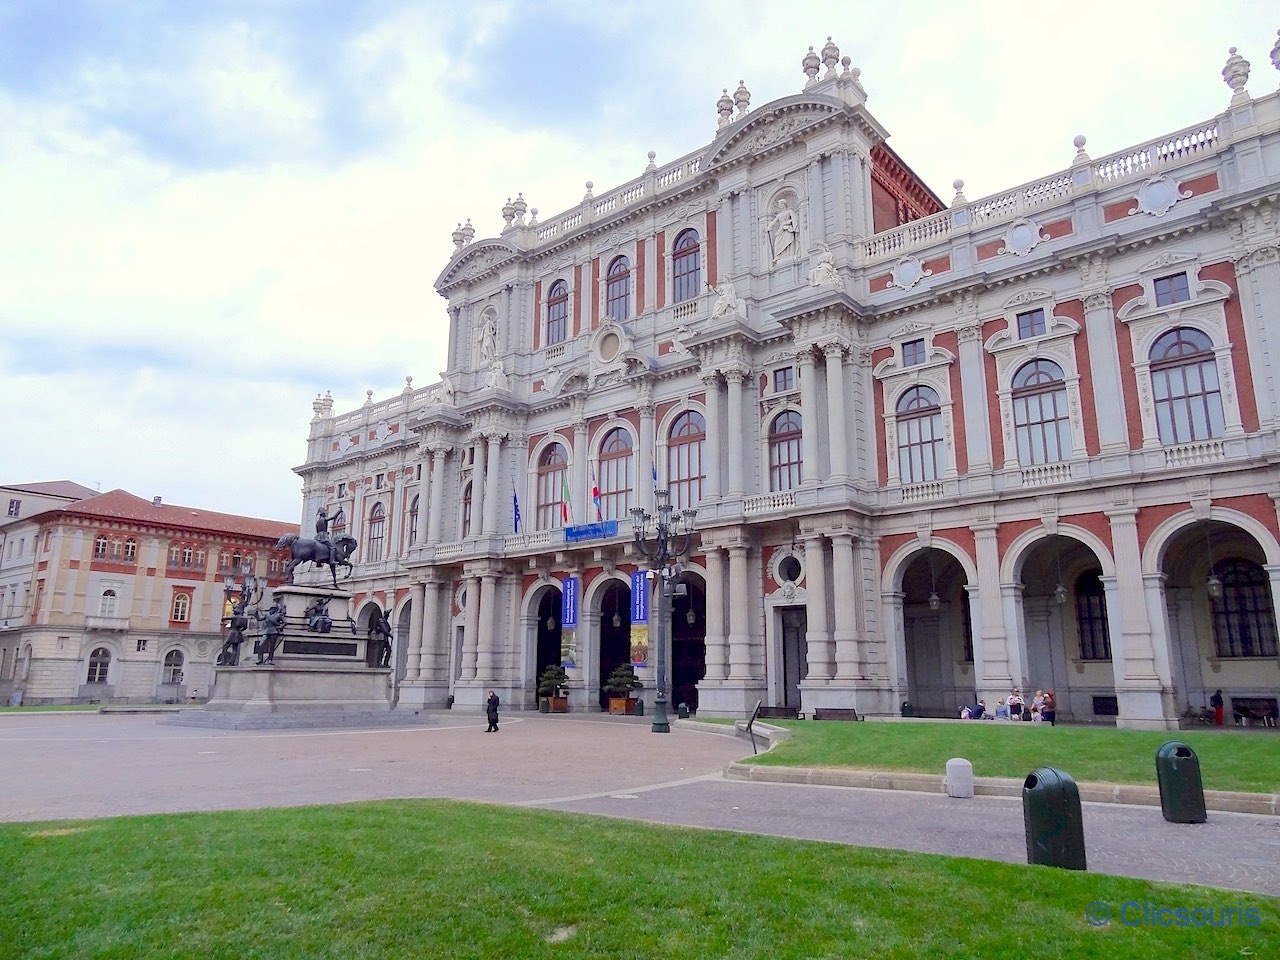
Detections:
1022,766,1087,870
539,697,550,714
1155,741,1208,824
901,701,914,717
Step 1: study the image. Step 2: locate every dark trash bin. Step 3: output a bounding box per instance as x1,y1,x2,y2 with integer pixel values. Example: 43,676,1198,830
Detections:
677,702,690,719
445,695,455,710
633,698,644,717
901,701,914,717
1022,766,1087,870
1155,740,1208,824
539,697,550,714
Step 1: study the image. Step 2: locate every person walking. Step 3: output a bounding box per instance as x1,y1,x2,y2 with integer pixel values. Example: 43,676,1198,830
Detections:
1042,691,1057,726
485,690,500,732
1210,689,1225,726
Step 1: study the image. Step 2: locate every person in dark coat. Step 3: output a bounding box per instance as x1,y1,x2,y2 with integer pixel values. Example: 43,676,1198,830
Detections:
1210,689,1225,726
485,690,500,732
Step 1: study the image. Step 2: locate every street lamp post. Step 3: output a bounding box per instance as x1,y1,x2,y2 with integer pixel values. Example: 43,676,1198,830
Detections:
218,562,263,667
631,490,696,734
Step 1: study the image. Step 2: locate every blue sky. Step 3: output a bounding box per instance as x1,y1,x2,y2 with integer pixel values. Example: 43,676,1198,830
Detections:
1,1,1277,522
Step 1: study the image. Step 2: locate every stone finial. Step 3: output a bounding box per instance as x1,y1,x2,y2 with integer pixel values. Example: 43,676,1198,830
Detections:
1072,134,1090,164
1222,46,1251,105
802,46,820,88
403,376,414,395
513,193,527,224
950,178,967,207
311,393,327,420
849,65,866,98
734,79,751,116
821,36,840,78
364,389,374,407
841,56,852,77
716,88,734,128
451,222,466,249
460,218,475,245
1270,29,1280,83
501,197,515,229
528,207,539,225
645,150,657,171
583,180,594,201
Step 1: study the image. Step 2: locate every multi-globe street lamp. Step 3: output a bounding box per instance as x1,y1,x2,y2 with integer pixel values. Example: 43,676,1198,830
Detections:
630,490,696,734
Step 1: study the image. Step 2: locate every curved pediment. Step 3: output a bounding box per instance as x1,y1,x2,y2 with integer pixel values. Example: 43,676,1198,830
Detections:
435,240,521,290
704,95,845,169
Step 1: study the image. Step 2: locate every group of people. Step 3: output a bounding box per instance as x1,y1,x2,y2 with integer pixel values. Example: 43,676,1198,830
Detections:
961,688,1057,725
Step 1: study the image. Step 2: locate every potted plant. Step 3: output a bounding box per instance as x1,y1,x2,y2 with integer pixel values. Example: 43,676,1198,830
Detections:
536,664,570,713
603,663,642,715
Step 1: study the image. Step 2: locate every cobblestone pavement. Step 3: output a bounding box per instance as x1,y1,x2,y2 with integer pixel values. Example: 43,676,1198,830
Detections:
3,712,1277,896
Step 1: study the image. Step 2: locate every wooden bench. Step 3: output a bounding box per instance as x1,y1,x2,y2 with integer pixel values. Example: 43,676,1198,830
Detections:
813,707,863,721
756,706,801,720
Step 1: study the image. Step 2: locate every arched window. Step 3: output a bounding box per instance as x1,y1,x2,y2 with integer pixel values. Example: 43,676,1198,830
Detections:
168,544,180,565
546,280,569,345
1012,359,1071,465
86,647,110,684
1211,558,1279,658
598,428,634,521
231,550,242,570
99,589,118,617
367,503,386,561
123,538,137,562
668,411,706,510
109,539,121,559
1075,571,1111,661
768,411,803,492
896,386,943,484
461,483,473,538
182,546,194,567
163,649,185,684
195,548,206,569
409,496,419,545
672,229,701,303
1150,327,1224,444
606,256,631,321
170,593,190,623
537,443,569,530
94,535,108,559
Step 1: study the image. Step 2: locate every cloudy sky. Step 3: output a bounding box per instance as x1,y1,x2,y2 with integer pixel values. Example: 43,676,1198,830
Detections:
2,1,1276,523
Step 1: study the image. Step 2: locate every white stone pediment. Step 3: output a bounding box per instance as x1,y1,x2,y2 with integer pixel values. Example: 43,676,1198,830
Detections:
705,99,841,167
435,241,519,289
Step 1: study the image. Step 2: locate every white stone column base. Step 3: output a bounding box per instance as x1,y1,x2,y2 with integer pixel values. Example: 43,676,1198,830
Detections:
1116,685,1178,730
395,680,451,709
696,680,768,717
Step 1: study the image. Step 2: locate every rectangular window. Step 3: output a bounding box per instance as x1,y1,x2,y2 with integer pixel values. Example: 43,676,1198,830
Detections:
1016,308,1046,339
336,482,346,498
902,338,926,367
6,499,19,517
136,638,148,651
1154,273,1190,306
375,473,385,489
773,368,794,393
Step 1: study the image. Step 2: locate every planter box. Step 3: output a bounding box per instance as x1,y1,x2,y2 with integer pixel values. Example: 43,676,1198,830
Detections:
607,696,637,715
547,695,569,713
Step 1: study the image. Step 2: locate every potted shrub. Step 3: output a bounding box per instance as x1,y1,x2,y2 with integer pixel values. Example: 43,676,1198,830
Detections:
537,664,570,713
603,663,642,715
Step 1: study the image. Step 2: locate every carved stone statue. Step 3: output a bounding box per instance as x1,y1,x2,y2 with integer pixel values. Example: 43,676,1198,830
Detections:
484,356,510,390
710,279,740,320
808,244,844,291
476,314,498,362
768,198,799,262
425,376,456,406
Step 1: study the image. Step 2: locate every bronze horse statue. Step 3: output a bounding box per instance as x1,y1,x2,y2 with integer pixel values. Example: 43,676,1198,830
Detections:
276,533,358,588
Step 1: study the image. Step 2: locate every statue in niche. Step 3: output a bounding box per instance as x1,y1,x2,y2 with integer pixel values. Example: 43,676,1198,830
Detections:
767,198,799,262
476,314,499,362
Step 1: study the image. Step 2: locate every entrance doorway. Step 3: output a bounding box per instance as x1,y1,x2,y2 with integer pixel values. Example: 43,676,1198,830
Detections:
671,578,706,713
534,587,563,704
597,581,632,710
779,606,808,709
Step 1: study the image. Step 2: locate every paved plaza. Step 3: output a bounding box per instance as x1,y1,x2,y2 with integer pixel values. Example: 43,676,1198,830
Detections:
2,711,1277,896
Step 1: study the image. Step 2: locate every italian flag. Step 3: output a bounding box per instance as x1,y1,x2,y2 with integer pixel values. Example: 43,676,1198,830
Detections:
561,474,573,525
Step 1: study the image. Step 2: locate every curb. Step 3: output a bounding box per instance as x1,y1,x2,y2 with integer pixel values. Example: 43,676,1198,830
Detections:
722,762,1280,816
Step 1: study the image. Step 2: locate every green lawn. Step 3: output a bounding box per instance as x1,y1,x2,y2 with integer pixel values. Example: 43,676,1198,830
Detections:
746,721,1280,794
0,800,1273,959
0,704,99,713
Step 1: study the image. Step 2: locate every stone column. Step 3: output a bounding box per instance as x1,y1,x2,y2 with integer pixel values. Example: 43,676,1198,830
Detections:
1234,245,1280,428
881,591,907,699
802,533,833,680
955,320,992,474
638,394,656,514
830,533,860,678
1082,290,1130,454
406,581,425,681
476,572,497,680
798,348,820,484
572,416,588,526
1105,506,1159,680
823,343,849,480
703,546,728,680
482,433,503,535
974,522,1014,689
701,373,722,499
389,468,407,557
726,543,752,677
725,370,746,496
461,575,481,679
415,454,431,547
427,446,448,544
418,578,442,680
471,438,487,538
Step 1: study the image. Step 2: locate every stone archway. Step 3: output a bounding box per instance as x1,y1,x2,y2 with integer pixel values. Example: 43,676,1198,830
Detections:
596,580,632,711
533,585,564,703
670,574,706,714
899,547,971,717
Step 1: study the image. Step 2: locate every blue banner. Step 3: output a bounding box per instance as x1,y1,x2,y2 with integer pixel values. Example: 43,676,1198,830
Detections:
564,520,619,543
630,569,650,623
561,576,579,628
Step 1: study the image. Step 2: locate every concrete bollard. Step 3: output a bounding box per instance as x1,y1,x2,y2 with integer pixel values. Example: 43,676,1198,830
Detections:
945,757,974,798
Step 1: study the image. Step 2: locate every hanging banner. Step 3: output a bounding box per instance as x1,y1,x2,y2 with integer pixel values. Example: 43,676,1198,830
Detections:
561,629,578,668
630,569,650,623
564,520,618,543
629,624,649,666
561,576,579,628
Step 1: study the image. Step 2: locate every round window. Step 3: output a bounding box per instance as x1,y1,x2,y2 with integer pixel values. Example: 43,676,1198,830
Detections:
778,555,802,583
599,332,620,362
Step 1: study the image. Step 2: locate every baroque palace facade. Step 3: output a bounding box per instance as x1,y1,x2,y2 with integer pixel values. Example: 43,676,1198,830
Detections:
297,36,1280,729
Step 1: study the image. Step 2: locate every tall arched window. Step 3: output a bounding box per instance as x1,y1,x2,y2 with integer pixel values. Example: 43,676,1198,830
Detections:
99,589,118,617
86,647,111,684
768,411,803,492
1211,558,1279,658
461,483,473,538
409,496,419,545
896,386,943,484
1075,571,1111,661
1012,359,1071,465
668,411,706,510
170,593,190,623
1150,327,1224,444
546,280,569,345
606,256,631,321
536,443,569,530
163,649,185,684
367,503,386,561
598,428,634,521
672,229,701,303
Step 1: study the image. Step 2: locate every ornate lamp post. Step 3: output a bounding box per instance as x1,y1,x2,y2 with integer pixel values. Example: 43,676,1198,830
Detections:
631,490,696,733
222,562,263,611
218,562,263,667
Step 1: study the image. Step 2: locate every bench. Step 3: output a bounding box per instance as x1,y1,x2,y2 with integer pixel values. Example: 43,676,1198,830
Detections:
756,706,801,720
1231,697,1278,727
813,707,863,721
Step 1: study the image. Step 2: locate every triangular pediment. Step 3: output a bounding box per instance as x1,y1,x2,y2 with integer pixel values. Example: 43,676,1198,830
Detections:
435,240,520,290
705,95,845,168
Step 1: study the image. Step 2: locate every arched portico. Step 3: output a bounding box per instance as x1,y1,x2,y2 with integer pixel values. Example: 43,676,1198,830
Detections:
888,544,973,718
670,572,707,714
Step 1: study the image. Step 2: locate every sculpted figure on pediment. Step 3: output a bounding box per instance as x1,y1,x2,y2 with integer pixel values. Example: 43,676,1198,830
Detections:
710,279,741,320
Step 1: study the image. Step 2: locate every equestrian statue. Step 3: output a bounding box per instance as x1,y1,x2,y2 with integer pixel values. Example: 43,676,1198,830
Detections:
276,505,358,589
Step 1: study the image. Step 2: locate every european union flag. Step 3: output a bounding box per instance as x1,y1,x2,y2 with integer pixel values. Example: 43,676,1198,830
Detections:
512,482,521,533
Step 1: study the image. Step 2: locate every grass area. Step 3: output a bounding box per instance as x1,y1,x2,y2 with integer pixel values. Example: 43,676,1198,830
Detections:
1,800,1274,959
748,721,1280,794
0,704,100,713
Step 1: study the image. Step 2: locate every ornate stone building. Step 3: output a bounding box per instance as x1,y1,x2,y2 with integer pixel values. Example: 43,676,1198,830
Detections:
297,35,1280,729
